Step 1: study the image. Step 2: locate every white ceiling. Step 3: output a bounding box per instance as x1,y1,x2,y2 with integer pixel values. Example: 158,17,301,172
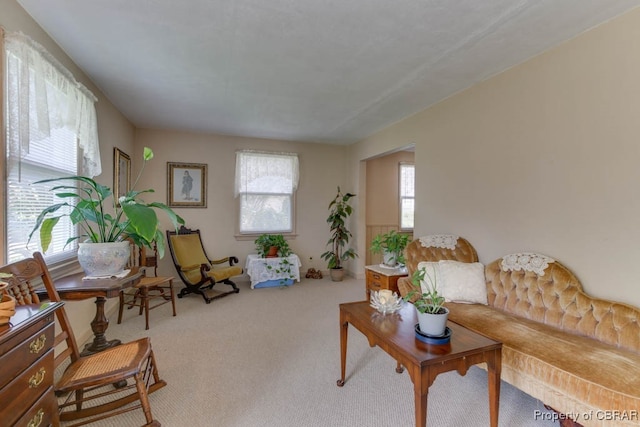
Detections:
16,0,640,144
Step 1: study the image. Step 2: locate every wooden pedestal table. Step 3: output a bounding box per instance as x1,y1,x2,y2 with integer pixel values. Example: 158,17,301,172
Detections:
54,268,144,356
337,301,502,427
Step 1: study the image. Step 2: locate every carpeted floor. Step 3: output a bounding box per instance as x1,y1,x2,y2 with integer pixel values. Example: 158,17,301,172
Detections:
67,275,559,426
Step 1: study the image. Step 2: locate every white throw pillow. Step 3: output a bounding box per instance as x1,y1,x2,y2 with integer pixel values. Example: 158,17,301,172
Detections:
416,261,442,295
437,260,488,304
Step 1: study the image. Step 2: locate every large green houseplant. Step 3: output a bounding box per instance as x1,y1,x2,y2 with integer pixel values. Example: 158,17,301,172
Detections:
321,186,358,281
28,147,184,275
370,230,410,267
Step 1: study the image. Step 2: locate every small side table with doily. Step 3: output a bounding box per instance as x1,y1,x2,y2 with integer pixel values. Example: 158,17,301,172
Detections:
365,264,408,300
245,254,302,289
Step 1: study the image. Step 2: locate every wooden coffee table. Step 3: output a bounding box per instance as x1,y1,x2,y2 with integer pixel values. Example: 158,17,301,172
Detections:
337,301,502,427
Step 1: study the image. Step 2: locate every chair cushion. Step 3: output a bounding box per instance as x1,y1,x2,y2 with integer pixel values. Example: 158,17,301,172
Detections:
170,234,209,266
208,266,243,282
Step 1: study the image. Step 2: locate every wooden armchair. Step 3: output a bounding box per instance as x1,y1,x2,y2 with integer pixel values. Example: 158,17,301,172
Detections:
166,226,242,304
2,252,166,426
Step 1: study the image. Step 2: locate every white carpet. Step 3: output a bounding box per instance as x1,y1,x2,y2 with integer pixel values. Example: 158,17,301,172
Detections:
71,276,559,426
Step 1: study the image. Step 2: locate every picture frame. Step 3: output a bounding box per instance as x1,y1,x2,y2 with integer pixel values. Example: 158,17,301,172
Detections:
167,162,207,208
113,148,131,202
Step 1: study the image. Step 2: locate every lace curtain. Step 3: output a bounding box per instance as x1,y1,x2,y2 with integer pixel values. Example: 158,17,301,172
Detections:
234,150,299,197
4,31,101,177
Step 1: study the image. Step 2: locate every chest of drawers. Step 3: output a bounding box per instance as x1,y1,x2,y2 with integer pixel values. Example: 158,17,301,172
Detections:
0,302,63,427
364,265,408,300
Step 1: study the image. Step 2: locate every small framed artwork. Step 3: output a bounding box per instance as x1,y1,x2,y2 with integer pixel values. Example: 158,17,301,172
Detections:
167,162,207,208
113,148,131,201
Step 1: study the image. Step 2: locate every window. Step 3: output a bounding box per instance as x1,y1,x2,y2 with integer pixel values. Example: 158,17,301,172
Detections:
4,31,100,263
235,151,299,234
6,128,78,263
399,163,414,230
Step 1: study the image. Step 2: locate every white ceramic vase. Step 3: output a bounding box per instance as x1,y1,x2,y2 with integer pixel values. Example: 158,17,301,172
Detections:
416,306,449,336
77,241,130,277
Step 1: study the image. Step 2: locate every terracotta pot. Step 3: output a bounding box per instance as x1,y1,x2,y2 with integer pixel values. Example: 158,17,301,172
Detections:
266,246,279,258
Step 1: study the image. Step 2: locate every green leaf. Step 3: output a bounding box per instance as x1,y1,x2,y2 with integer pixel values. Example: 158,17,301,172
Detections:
39,217,60,253
121,203,158,242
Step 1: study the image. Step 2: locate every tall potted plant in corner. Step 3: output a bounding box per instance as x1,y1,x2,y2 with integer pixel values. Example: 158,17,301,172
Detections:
321,186,358,282
370,230,410,268
28,147,185,277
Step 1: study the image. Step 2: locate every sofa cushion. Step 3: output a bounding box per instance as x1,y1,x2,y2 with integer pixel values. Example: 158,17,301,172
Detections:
438,260,487,304
448,302,640,423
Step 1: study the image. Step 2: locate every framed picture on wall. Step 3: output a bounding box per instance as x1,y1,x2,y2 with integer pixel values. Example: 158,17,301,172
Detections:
167,162,207,208
113,148,131,202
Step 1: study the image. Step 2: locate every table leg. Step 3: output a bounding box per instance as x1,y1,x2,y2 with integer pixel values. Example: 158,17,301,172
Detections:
336,316,348,387
81,296,121,356
414,383,428,427
487,348,502,427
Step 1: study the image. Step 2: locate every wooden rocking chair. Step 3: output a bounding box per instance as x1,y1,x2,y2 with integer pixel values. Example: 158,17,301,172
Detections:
3,252,166,426
166,226,242,304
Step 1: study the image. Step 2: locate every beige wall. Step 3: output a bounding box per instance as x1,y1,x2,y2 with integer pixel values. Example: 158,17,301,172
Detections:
133,129,350,277
351,8,640,307
366,151,414,225
1,0,136,344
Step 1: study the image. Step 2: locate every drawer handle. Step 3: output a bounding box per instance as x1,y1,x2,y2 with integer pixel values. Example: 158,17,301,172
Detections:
28,367,46,389
28,409,44,427
372,274,381,279
29,334,46,354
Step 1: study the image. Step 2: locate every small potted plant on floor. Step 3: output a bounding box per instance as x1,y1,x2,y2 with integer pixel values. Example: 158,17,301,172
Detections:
370,230,410,268
321,186,358,282
28,147,184,277
403,265,448,336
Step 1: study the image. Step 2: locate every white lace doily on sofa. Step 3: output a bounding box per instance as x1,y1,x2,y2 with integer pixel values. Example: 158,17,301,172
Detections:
419,234,459,250
500,253,555,276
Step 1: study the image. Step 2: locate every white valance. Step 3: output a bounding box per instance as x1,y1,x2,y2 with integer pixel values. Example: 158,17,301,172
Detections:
234,150,299,197
5,31,101,177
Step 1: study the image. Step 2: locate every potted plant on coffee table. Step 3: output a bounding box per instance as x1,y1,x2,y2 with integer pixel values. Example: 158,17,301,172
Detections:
321,186,358,282
370,230,410,268
403,265,448,336
28,147,185,277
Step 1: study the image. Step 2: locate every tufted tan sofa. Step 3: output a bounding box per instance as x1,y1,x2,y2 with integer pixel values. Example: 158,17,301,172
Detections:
398,237,640,427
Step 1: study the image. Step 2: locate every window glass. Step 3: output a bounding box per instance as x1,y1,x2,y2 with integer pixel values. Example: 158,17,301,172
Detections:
400,163,415,230
6,116,78,264
235,151,299,234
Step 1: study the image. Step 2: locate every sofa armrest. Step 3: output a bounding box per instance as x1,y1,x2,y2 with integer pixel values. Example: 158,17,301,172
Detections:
397,276,420,302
